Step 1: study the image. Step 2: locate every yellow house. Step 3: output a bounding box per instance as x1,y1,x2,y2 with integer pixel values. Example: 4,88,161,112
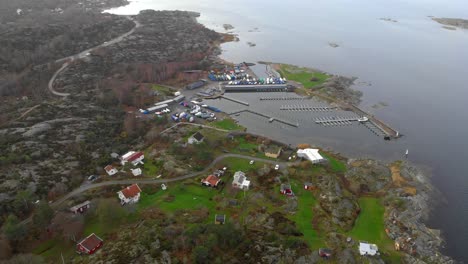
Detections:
265,146,282,159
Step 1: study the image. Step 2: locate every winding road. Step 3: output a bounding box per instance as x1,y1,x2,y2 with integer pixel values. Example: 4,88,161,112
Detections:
48,16,141,97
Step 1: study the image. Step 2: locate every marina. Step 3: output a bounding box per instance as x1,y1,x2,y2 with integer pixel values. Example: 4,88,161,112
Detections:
260,97,306,101
228,109,299,128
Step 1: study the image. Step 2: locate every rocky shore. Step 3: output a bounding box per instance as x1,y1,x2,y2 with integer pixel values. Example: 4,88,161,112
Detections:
432,17,468,30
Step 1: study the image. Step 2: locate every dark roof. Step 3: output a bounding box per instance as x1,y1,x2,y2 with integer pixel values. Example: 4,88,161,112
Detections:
304,182,313,186
215,214,226,223
280,183,291,191
192,132,204,141
119,184,142,199
78,233,103,251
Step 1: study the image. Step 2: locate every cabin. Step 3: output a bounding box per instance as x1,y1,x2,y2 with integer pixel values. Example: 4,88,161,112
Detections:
215,214,226,225
188,132,205,145
70,200,91,214
117,184,142,205
120,151,145,166
76,233,103,255
359,242,379,256
297,148,325,164
104,165,118,176
201,175,222,188
232,171,250,190
280,184,294,196
264,146,282,159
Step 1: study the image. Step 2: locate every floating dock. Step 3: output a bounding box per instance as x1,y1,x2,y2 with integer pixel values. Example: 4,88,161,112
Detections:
315,116,360,126
229,109,298,127
224,84,294,93
221,95,249,106
281,105,336,112
260,97,305,101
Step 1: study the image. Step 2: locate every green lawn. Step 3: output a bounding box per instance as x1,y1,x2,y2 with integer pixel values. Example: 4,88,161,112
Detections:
348,197,401,262
138,183,218,214
142,150,162,176
222,157,263,172
211,119,244,131
152,84,173,96
290,182,324,249
278,64,329,89
322,153,347,173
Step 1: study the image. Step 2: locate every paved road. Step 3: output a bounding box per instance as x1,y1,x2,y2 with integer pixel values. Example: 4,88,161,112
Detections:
48,16,141,97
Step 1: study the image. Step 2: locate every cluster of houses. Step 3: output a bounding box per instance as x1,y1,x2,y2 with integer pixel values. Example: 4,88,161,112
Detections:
201,169,252,191
104,151,145,177
72,183,144,255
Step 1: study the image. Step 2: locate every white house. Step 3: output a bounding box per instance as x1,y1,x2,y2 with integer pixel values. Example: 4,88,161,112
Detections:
104,165,118,176
359,242,379,256
232,171,250,190
120,151,145,166
131,168,142,176
297,148,326,164
117,184,142,205
188,132,204,145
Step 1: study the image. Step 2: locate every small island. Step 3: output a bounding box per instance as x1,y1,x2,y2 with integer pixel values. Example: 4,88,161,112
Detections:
432,17,468,30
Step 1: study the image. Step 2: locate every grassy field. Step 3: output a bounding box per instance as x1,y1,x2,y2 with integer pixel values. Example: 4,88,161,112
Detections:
290,184,324,249
278,64,329,89
138,183,218,214
152,84,173,96
322,153,347,173
142,150,162,176
222,157,264,172
211,118,244,131
348,197,401,262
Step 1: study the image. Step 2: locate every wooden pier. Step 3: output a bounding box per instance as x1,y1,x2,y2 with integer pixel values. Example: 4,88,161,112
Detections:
229,109,298,127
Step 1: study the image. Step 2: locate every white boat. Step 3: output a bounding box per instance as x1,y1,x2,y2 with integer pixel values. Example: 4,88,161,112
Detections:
358,117,369,122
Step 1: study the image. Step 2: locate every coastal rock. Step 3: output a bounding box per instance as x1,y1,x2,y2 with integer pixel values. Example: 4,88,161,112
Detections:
432,17,468,29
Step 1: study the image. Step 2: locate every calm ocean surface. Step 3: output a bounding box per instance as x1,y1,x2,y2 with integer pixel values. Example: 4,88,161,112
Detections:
107,0,468,261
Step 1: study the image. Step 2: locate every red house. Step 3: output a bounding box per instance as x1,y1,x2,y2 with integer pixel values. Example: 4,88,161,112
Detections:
280,184,294,196
69,200,91,214
76,233,103,255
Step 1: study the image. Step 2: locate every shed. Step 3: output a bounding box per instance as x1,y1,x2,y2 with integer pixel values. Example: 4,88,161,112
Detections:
76,233,103,255
359,242,379,256
215,214,226,225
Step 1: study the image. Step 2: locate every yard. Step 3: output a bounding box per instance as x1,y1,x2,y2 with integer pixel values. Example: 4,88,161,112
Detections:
278,64,329,89
221,157,265,172
138,183,218,214
289,181,324,249
211,118,244,131
152,84,173,96
348,197,401,262
322,153,347,173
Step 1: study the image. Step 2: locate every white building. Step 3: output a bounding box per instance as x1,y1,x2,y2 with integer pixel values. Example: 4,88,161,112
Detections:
117,184,142,205
297,148,325,164
104,165,118,176
131,168,142,176
120,151,144,166
359,242,379,256
232,171,250,190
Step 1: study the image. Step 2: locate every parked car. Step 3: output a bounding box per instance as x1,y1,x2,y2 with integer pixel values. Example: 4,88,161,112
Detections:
249,160,255,165
274,164,280,170
88,175,98,181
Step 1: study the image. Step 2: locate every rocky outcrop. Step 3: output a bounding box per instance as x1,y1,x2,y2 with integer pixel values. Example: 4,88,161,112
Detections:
432,17,468,30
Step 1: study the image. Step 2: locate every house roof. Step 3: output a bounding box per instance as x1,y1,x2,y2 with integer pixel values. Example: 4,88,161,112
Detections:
119,184,142,199
191,132,204,141
104,165,115,172
281,184,291,191
304,182,313,186
359,242,378,254
78,233,103,251
297,148,324,162
215,214,226,222
203,175,220,186
126,152,144,162
70,200,91,211
131,168,142,176
232,171,246,185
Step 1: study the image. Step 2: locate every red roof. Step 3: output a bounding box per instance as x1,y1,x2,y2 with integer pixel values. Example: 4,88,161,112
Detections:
120,184,142,199
78,233,103,252
104,165,115,172
202,175,221,186
126,152,144,162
